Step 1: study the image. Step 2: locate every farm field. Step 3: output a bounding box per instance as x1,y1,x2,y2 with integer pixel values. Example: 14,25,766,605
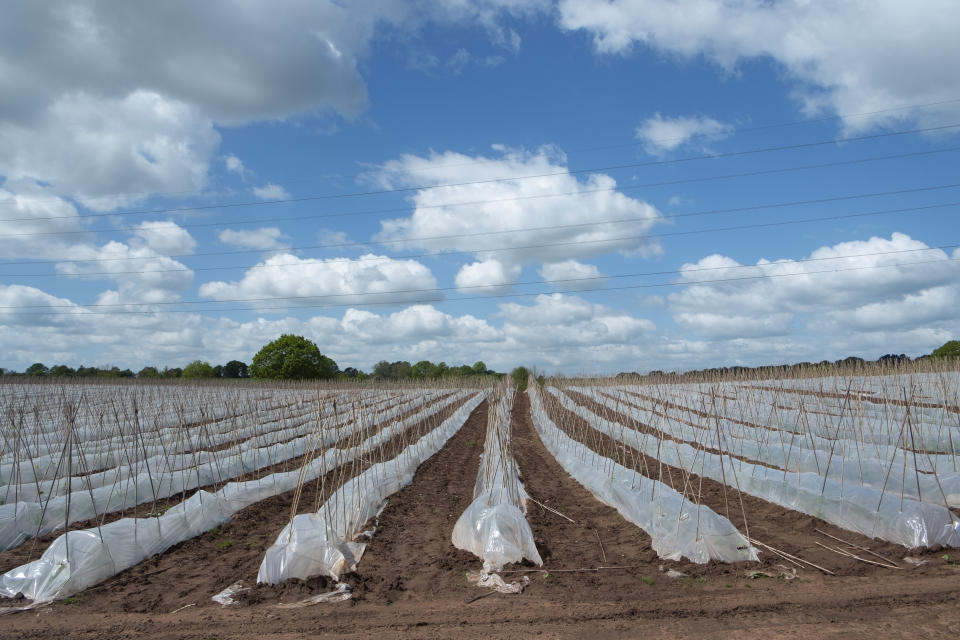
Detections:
1,373,959,639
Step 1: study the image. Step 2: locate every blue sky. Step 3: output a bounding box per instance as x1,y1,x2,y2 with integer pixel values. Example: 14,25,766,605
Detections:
1,0,959,374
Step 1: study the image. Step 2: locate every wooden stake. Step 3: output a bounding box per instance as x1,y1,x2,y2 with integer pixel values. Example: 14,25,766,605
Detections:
529,497,576,523
814,541,901,569
814,528,900,567
748,538,835,575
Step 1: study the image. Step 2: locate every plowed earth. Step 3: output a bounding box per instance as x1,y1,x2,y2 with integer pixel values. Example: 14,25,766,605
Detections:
2,393,959,639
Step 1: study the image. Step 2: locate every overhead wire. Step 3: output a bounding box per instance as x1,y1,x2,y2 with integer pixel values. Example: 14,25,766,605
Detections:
3,145,958,266
1,197,957,279
1,121,958,224
3,245,957,314
3,94,960,214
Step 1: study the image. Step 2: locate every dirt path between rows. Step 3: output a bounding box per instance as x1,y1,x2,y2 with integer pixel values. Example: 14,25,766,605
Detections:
2,393,959,639
545,387,952,577
0,393,457,573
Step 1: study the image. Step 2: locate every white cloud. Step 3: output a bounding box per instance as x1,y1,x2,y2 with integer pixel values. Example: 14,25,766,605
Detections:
673,311,794,339
455,259,522,293
224,155,246,176
0,284,87,329
134,221,197,255
341,305,501,345
0,182,92,259
538,259,604,290
0,91,220,211
0,2,547,211
668,233,960,339
558,0,960,131
218,227,290,251
636,113,732,156
0,286,657,374
57,240,194,304
374,146,662,289
318,228,350,246
499,293,655,348
252,183,291,200
198,253,440,307
1,2,383,127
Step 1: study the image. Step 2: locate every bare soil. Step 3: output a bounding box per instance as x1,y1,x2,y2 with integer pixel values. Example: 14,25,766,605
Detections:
1,393,959,639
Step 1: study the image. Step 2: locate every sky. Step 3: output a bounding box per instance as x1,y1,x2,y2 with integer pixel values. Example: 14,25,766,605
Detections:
1,0,959,375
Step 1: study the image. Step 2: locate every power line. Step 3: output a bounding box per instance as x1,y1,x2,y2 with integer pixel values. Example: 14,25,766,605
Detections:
2,122,958,224
573,97,960,154
4,246,956,313
4,169,960,239
3,145,957,269
2,199,957,282
5,96,960,213
5,182,959,278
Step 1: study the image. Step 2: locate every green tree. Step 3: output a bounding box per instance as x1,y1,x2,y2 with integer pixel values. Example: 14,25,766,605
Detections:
221,360,249,378
372,360,411,380
448,364,473,377
250,335,337,380
138,366,161,378
932,340,960,358
182,360,217,379
49,364,76,377
511,366,530,391
25,362,48,377
472,361,488,375
410,360,437,379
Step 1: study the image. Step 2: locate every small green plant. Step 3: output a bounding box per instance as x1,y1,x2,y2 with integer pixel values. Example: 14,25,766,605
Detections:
216,539,233,551
696,576,707,584
541,571,550,580
208,526,219,536
63,595,80,604
639,575,654,585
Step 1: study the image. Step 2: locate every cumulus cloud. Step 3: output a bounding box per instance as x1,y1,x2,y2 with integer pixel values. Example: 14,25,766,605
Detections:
224,155,246,176
0,286,657,374
374,146,662,291
0,182,92,259
499,293,655,348
57,240,194,304
0,2,548,210
0,284,87,330
454,259,522,293
636,113,732,156
198,253,440,307
668,233,960,339
0,91,220,211
538,259,605,290
341,305,501,345
134,221,197,255
218,227,290,251
558,0,960,131
252,183,291,201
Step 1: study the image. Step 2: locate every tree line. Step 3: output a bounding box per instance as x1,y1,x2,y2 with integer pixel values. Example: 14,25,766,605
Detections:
1,334,506,381
4,337,956,381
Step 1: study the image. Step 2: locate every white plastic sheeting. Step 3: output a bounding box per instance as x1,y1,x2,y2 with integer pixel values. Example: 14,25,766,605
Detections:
553,387,960,549
0,391,480,602
452,387,541,572
0,390,416,493
0,391,460,551
529,386,756,564
582,387,960,507
258,392,486,583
